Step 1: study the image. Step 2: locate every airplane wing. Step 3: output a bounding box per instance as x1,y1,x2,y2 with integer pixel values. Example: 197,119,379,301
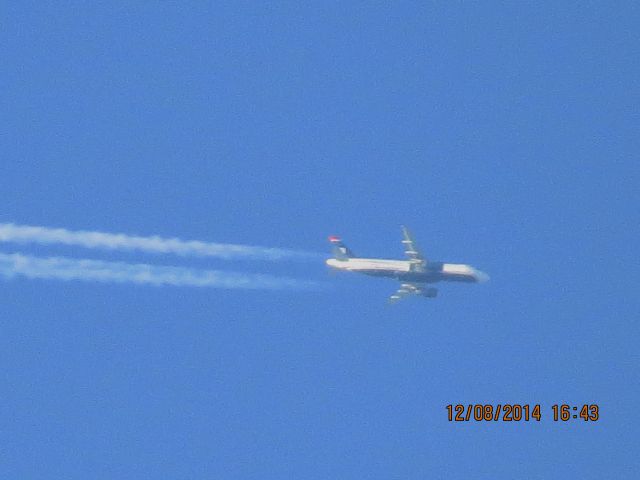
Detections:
389,282,423,303
389,282,438,303
401,225,427,271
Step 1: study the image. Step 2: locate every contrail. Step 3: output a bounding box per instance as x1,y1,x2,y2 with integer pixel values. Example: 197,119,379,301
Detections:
0,223,319,261
0,252,321,290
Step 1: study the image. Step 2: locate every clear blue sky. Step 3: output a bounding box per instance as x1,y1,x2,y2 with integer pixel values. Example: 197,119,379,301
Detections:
2,2,638,478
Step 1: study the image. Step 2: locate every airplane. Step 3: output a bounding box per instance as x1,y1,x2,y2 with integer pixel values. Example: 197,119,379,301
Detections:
326,226,489,303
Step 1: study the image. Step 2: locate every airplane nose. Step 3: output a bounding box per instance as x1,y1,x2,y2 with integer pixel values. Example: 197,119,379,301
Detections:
473,269,490,283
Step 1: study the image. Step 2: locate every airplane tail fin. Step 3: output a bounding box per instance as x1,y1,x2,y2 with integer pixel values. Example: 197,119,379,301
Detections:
328,236,355,260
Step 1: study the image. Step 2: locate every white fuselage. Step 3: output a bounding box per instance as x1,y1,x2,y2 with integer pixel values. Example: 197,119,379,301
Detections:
326,258,489,283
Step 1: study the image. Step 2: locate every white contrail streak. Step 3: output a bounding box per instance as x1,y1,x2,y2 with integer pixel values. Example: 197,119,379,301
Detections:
0,253,321,290
0,223,319,261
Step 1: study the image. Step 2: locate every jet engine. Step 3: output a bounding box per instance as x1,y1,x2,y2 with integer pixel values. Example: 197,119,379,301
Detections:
421,287,438,298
